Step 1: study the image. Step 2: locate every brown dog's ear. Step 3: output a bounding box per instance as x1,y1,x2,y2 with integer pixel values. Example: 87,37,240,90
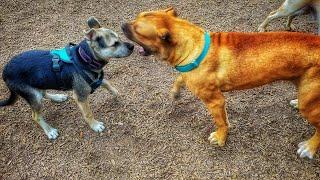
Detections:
84,29,97,40
163,7,177,17
158,28,173,43
87,16,101,28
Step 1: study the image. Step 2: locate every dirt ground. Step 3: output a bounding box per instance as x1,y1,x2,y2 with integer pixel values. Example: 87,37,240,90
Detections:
0,0,320,179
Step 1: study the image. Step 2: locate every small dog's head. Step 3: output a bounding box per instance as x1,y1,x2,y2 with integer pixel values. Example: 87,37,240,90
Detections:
122,7,188,64
85,17,134,62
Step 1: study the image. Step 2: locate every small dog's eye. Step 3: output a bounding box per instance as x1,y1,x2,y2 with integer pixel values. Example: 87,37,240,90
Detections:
96,36,107,48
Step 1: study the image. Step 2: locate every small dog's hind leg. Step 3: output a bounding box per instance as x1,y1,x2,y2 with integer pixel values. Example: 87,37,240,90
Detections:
73,90,105,132
21,88,58,139
44,91,68,103
32,110,58,139
101,79,119,97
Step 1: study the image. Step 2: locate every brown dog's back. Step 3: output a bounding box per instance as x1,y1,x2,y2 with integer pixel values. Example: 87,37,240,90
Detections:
210,32,320,90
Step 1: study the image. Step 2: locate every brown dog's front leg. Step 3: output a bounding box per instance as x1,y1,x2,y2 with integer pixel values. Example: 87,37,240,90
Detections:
171,75,185,100
202,90,229,146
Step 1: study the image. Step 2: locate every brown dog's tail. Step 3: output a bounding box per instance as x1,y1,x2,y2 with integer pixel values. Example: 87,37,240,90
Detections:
0,89,17,107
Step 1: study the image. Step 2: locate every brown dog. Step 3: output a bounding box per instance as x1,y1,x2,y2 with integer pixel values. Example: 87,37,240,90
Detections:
122,8,320,159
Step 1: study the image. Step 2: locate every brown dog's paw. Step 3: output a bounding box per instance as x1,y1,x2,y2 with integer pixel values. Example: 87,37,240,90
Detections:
289,99,298,109
297,141,318,159
170,90,181,100
208,131,227,146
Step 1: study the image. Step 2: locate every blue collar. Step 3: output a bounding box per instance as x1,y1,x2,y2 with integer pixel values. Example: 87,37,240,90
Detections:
175,31,211,72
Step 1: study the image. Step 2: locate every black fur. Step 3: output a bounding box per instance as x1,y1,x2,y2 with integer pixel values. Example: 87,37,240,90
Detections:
0,40,104,107
0,89,17,106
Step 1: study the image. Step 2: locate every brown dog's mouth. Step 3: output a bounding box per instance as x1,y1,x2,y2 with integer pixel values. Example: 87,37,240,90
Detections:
138,46,152,56
121,23,153,57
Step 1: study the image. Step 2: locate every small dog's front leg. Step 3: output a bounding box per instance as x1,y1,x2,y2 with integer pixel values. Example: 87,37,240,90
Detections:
171,75,184,100
101,79,119,97
201,90,229,146
73,91,105,132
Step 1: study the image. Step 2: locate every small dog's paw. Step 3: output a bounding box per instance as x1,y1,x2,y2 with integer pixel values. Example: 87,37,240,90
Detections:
297,141,316,159
90,121,105,133
111,88,120,97
208,131,226,146
289,99,298,109
45,128,59,140
50,94,68,103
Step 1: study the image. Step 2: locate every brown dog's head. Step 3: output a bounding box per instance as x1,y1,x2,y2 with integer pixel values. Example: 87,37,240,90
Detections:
122,7,204,65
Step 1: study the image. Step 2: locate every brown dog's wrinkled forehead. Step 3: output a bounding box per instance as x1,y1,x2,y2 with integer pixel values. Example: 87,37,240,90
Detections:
122,7,181,58
135,7,177,19
129,7,178,36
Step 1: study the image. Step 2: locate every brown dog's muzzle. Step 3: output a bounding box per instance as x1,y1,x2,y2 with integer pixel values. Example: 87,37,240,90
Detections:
121,23,133,40
121,23,153,56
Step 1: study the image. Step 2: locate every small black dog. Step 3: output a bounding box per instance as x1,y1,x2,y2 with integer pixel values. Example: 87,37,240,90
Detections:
0,17,134,139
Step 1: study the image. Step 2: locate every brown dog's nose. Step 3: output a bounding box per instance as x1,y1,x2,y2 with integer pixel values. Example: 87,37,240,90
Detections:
121,23,129,32
121,23,133,39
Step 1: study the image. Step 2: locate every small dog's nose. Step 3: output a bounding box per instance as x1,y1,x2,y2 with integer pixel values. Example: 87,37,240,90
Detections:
126,43,134,51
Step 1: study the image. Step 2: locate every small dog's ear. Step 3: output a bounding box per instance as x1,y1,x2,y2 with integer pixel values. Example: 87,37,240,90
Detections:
87,16,101,28
84,29,96,40
163,7,177,17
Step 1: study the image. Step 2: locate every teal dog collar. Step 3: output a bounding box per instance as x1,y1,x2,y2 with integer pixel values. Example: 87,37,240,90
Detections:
175,31,211,72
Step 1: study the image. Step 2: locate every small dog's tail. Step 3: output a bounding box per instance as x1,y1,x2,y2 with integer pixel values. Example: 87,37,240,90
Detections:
0,89,18,107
